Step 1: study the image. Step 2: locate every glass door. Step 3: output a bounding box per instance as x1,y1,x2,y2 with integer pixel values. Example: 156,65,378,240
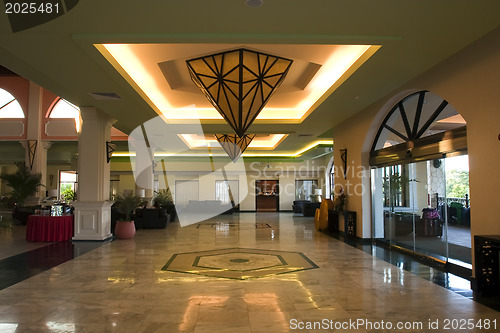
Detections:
371,164,413,246
372,160,445,257
372,157,471,265
411,159,448,262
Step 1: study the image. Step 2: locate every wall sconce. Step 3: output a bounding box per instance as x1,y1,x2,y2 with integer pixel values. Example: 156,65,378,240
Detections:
106,141,116,163
340,149,347,179
27,140,37,170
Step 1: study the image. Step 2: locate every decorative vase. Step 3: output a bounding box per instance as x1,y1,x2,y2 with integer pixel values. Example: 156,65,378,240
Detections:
114,221,136,239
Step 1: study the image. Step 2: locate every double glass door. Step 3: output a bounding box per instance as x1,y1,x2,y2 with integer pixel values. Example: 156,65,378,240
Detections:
371,157,471,265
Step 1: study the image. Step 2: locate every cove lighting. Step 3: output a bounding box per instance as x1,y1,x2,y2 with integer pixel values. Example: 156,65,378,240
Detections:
178,134,287,149
111,140,333,158
97,43,378,122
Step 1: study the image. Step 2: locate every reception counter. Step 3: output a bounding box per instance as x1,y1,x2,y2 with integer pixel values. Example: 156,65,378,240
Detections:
256,194,278,212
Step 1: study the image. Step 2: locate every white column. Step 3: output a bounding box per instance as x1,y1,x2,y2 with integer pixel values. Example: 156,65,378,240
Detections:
21,82,50,205
133,142,155,202
26,82,42,140
72,107,115,241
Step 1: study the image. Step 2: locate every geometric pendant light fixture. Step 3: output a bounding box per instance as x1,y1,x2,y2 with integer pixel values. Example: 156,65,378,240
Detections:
215,134,256,162
187,48,293,137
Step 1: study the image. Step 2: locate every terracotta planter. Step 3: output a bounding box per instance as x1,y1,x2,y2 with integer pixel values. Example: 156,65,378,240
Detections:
114,220,136,239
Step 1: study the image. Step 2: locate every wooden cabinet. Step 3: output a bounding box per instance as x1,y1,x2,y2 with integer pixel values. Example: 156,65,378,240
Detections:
255,180,279,212
256,195,278,212
344,211,357,237
474,235,500,296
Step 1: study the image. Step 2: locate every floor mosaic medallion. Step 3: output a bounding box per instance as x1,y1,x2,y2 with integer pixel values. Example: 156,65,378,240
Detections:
161,248,318,280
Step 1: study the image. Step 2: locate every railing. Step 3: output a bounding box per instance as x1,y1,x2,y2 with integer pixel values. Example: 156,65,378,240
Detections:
437,194,470,208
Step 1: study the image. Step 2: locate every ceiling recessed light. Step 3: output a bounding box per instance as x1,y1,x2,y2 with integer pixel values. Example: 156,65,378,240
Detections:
246,0,263,7
89,92,121,100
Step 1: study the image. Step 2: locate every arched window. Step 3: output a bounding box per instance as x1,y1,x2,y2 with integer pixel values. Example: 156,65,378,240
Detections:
0,88,24,118
50,98,79,118
370,91,466,166
49,98,81,130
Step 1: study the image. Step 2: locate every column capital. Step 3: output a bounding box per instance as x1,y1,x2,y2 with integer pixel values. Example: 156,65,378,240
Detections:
40,140,52,150
19,140,27,150
79,106,116,128
18,140,52,152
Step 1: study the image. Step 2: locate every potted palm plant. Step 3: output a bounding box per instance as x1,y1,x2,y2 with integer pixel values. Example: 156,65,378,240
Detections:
152,188,173,207
0,162,43,224
113,192,142,239
153,188,176,221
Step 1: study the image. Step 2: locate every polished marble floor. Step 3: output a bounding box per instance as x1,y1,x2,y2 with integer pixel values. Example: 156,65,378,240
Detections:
0,213,498,332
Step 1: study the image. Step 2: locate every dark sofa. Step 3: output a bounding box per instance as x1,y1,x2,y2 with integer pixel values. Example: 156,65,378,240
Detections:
302,202,321,217
134,208,170,229
292,200,310,214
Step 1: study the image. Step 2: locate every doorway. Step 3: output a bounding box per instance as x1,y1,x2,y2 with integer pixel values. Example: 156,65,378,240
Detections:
255,180,279,212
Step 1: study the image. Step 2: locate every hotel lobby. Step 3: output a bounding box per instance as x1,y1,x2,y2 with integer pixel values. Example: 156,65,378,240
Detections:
0,1,499,332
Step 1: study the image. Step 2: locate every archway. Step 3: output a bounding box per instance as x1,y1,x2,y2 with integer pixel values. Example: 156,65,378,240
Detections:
369,90,471,267
48,97,81,132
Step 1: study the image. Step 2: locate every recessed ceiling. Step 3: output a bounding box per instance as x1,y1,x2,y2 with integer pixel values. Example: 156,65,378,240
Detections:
94,42,377,158
96,43,378,122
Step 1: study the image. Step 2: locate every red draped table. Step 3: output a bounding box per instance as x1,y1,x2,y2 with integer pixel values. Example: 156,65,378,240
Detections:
26,215,74,242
